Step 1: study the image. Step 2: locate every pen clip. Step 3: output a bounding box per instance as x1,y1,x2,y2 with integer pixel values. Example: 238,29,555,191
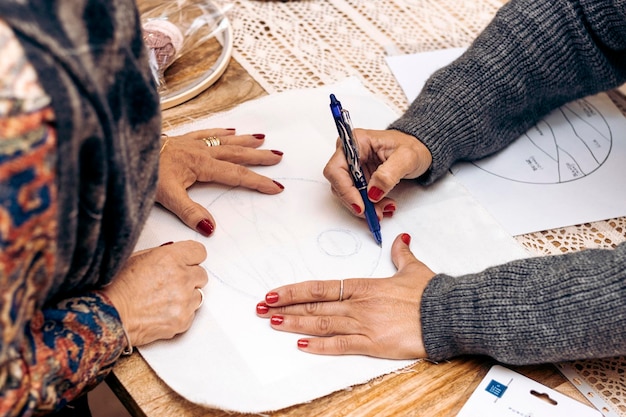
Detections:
340,108,360,160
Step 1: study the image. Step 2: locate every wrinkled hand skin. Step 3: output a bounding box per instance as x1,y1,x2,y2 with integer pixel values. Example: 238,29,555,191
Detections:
102,240,208,347
156,128,284,235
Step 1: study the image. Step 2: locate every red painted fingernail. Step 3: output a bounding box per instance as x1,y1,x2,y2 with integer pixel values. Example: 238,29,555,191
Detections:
383,203,396,217
160,241,174,246
401,233,411,245
273,180,284,189
383,203,396,212
253,133,265,139
270,315,284,325
196,219,214,237
368,186,384,201
297,339,309,348
266,292,279,304
271,149,284,156
351,204,362,214
226,128,236,131
256,302,269,314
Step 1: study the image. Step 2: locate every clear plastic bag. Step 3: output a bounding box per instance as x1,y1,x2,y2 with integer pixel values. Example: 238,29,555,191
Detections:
141,0,231,90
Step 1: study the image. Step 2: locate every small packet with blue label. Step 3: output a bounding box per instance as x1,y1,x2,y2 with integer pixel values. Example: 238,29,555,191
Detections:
456,365,602,417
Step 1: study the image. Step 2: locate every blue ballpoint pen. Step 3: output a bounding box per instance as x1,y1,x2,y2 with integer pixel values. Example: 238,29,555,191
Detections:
329,94,382,246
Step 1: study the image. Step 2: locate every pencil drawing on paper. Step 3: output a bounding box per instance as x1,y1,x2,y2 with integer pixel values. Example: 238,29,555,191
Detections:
458,98,612,184
200,178,383,298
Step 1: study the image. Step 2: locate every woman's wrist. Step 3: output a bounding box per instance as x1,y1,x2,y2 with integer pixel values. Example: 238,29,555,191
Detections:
96,287,134,355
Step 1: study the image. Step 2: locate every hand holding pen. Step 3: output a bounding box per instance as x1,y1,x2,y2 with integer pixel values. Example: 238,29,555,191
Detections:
329,94,383,246
325,98,434,241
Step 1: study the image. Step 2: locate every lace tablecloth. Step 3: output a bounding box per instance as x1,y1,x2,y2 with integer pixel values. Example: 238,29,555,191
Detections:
215,0,626,414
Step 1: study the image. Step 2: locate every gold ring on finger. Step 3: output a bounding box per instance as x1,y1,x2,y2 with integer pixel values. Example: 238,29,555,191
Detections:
201,136,221,147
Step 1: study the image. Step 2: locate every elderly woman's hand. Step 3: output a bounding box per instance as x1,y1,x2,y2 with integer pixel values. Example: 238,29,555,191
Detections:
156,128,284,236
101,240,208,347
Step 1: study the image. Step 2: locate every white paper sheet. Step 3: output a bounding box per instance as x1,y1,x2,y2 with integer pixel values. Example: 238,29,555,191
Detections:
385,47,466,102
136,78,530,413
386,49,626,235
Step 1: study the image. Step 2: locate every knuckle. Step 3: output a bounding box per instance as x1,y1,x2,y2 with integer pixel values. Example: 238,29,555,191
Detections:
286,286,300,303
334,336,352,353
178,318,192,333
308,281,328,300
233,163,248,177
221,164,246,187
275,306,291,314
197,243,208,258
373,170,394,189
335,187,352,200
227,145,245,156
322,163,334,179
315,316,333,334
193,268,208,285
179,204,198,221
304,302,320,314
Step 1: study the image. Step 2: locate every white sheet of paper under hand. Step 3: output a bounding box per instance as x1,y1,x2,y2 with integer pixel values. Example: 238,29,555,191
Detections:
135,77,529,413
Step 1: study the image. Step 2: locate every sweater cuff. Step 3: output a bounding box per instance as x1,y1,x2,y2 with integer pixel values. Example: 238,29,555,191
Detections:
420,274,466,361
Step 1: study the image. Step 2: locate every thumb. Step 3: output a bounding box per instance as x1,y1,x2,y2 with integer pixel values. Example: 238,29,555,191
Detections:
390,233,420,271
156,185,216,237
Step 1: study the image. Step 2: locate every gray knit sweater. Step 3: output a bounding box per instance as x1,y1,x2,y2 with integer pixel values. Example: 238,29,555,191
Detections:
389,0,626,364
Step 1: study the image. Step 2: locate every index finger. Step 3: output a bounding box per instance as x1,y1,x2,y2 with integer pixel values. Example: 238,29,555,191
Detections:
169,240,207,266
323,147,364,214
264,279,344,306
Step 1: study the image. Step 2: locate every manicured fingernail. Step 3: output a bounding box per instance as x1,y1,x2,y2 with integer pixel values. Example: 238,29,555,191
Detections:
351,204,362,214
226,128,236,131
160,241,174,246
401,233,411,245
253,133,265,139
273,180,284,189
383,203,396,212
383,203,396,217
270,315,284,325
256,302,269,314
368,186,384,201
196,219,214,237
271,150,284,156
297,339,309,348
266,292,279,304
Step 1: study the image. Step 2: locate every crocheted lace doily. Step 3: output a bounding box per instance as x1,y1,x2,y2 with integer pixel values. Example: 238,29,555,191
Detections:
215,0,626,414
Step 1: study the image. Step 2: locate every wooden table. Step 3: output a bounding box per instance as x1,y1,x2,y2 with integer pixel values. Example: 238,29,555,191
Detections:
106,50,595,416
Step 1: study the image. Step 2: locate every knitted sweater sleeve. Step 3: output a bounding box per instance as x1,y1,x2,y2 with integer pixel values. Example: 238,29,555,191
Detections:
394,0,626,364
389,0,626,184
422,242,626,365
